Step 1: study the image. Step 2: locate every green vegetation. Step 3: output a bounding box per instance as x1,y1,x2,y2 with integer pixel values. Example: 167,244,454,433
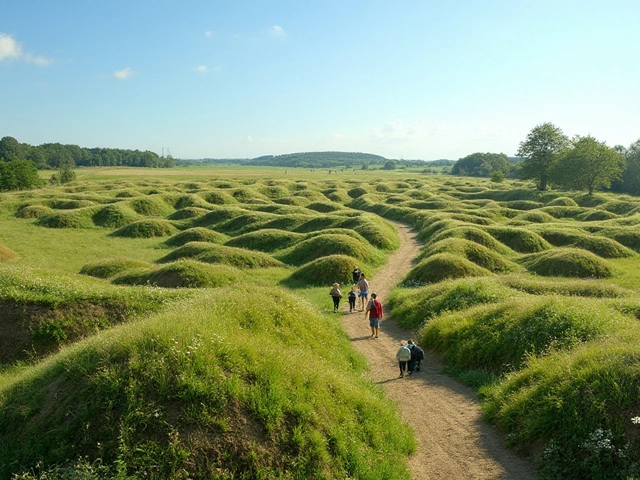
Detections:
112,219,179,238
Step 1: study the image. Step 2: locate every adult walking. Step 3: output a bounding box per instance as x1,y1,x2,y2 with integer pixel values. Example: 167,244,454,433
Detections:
329,283,342,314
365,292,383,338
357,273,369,311
352,266,361,285
396,341,412,378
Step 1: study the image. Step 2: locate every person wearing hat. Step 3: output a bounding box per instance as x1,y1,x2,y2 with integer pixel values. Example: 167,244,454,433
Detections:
365,292,383,338
329,282,342,313
396,340,412,378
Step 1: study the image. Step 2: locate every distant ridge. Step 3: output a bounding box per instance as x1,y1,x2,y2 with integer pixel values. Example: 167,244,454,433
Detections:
248,151,386,168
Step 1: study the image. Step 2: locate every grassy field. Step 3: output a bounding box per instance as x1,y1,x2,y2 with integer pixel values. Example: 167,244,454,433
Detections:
3,167,640,478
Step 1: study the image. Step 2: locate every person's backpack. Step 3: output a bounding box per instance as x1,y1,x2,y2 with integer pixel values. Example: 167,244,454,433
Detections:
372,299,383,318
398,346,412,362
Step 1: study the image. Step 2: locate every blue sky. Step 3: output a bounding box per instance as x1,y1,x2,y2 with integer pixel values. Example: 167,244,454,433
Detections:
1,1,639,160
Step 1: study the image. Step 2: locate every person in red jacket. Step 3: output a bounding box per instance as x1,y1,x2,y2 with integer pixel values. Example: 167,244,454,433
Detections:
365,292,383,338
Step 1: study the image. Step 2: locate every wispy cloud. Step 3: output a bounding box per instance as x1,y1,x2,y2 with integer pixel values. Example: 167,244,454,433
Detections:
204,31,213,37
268,26,286,38
192,65,221,73
0,33,53,65
113,67,135,80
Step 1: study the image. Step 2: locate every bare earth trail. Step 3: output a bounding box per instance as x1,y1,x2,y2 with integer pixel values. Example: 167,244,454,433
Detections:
339,222,537,479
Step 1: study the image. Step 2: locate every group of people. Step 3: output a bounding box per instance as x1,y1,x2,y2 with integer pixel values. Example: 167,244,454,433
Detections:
329,267,383,338
329,268,426,377
395,340,425,378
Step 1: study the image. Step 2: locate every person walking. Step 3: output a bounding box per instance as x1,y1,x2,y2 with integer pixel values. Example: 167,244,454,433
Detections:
365,292,383,338
347,286,357,312
329,283,342,313
396,341,412,378
357,273,369,311
352,266,361,285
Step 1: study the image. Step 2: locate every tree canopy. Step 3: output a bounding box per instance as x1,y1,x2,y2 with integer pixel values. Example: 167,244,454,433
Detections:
452,152,510,177
0,159,42,191
552,135,625,195
517,123,569,190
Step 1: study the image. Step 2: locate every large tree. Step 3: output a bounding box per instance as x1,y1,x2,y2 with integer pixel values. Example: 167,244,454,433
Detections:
0,159,42,191
517,123,569,190
613,139,640,195
552,135,625,195
452,152,509,177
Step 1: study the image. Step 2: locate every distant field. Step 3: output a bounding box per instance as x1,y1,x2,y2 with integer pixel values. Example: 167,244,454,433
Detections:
2,167,640,478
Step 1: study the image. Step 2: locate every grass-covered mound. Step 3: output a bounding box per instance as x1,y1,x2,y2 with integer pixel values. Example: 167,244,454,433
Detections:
15,204,54,219
503,200,543,210
336,215,400,250
427,226,513,255
286,254,359,286
114,260,244,288
0,244,18,262
158,242,284,269
225,229,305,252
215,212,279,235
79,257,152,279
306,201,345,213
164,227,229,247
274,195,311,206
91,203,141,228
167,206,210,220
596,228,640,252
112,219,179,238
276,234,386,267
35,208,97,229
127,197,174,217
500,274,632,298
404,253,491,285
0,288,414,479
390,277,512,328
508,210,557,224
599,199,639,215
520,248,614,278
46,199,96,210
577,209,618,221
546,196,578,207
484,226,551,253
572,236,635,258
419,238,520,273
0,265,188,364
199,190,238,205
422,296,630,373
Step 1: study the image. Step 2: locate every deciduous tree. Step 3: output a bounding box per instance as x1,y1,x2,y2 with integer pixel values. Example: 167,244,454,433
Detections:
517,123,569,190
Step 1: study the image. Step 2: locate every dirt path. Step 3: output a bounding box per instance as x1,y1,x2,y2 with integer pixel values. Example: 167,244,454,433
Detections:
340,222,537,479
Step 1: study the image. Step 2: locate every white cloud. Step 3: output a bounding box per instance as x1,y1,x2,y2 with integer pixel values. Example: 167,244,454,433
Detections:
0,33,22,60
268,26,286,37
113,67,134,80
0,33,53,65
194,65,207,73
246,135,254,143
204,31,213,37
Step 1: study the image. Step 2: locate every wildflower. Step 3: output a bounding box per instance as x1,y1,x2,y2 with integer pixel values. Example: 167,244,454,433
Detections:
632,416,640,425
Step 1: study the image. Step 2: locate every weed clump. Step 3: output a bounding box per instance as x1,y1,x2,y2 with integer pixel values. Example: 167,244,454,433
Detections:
404,253,491,284
112,219,178,238
520,248,613,278
164,227,229,247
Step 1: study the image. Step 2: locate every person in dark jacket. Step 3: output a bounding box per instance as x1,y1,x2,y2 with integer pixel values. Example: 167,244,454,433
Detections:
352,267,361,285
408,339,425,373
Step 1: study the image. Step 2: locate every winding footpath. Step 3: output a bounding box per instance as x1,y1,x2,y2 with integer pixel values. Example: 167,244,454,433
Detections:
339,222,537,479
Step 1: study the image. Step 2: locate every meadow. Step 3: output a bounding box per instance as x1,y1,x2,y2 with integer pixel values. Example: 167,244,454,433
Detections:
2,165,640,478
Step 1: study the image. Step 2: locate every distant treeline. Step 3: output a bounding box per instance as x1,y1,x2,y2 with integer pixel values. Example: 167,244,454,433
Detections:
176,151,456,169
0,136,174,169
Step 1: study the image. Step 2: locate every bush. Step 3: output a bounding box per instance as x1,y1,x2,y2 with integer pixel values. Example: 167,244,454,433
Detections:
164,227,229,247
276,233,386,267
112,219,178,238
79,257,152,279
91,203,140,228
0,159,42,191
404,253,491,284
520,248,613,278
287,254,359,286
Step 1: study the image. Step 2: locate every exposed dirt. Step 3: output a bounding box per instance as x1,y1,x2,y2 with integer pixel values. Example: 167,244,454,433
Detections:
339,222,538,479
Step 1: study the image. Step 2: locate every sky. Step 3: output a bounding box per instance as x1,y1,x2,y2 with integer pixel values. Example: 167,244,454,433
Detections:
1,0,639,160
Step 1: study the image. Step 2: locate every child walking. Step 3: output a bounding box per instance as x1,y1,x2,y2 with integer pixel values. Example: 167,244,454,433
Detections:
347,286,357,312
329,283,342,313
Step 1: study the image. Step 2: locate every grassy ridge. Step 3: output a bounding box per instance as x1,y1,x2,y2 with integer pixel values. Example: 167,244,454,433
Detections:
0,287,414,479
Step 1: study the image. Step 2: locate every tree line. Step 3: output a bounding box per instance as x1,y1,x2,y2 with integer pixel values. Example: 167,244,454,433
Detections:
0,136,173,169
452,123,640,196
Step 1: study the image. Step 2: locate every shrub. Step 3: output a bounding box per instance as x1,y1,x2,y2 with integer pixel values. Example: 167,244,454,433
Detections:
287,254,358,286
225,229,305,252
484,226,551,253
404,253,491,284
164,227,229,247
112,219,178,238
276,233,386,267
79,257,153,279
520,248,613,278
91,203,140,228
15,204,54,219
